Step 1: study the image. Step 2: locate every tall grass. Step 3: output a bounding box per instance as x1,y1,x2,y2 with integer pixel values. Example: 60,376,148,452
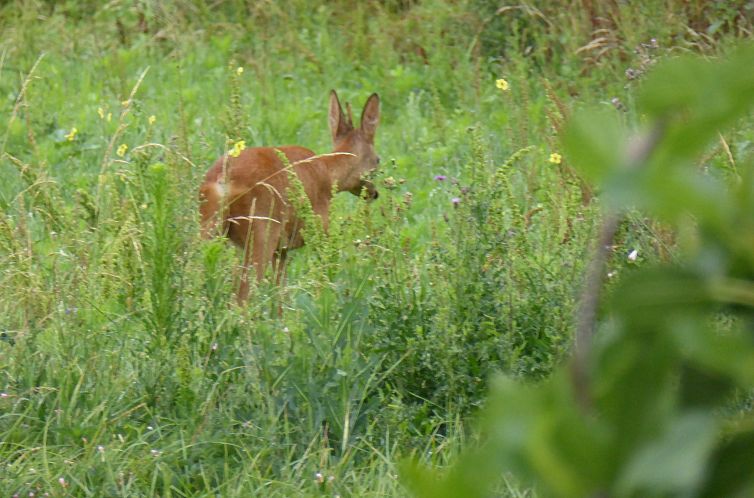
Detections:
1,0,751,495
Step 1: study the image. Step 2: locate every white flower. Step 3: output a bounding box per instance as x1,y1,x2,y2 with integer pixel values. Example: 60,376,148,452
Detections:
628,249,638,262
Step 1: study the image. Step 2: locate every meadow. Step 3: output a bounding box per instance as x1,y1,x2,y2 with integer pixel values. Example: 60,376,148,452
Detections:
1,1,753,496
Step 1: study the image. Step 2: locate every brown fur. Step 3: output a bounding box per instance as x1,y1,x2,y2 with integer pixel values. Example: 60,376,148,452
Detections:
199,91,381,302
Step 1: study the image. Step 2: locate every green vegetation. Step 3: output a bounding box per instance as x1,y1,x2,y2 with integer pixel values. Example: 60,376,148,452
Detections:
405,44,754,498
1,1,752,496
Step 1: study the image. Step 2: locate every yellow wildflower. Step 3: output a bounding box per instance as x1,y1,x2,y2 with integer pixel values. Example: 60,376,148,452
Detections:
236,66,244,76
116,144,128,157
229,140,246,158
65,127,78,141
148,115,156,125
495,78,510,91
107,112,112,123
549,153,562,165
121,100,130,107
97,107,105,119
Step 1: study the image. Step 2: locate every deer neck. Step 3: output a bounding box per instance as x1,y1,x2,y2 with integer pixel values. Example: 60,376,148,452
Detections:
322,148,359,194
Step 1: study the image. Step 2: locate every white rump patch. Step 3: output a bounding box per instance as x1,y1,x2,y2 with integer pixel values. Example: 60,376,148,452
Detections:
211,181,227,200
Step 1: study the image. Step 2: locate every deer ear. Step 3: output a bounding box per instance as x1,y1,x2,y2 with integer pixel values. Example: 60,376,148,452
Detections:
345,102,355,128
329,90,351,144
360,93,380,141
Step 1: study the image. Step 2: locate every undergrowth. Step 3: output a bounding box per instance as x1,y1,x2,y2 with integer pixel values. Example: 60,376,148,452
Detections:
0,0,752,496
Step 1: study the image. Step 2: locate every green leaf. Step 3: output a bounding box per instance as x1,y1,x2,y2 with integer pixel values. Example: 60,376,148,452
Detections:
616,412,718,495
671,317,754,397
610,267,714,318
639,45,754,124
638,167,731,225
592,319,678,464
639,45,754,164
400,458,457,498
560,107,626,185
678,364,736,410
401,374,612,498
698,423,754,498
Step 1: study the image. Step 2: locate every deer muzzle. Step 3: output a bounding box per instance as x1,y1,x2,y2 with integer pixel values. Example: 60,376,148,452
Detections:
360,180,379,201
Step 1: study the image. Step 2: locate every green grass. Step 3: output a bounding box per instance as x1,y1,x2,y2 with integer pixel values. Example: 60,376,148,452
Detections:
1,1,752,496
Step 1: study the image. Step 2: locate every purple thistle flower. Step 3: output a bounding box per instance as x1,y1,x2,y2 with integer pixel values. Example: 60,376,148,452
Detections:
434,175,447,181
451,197,461,206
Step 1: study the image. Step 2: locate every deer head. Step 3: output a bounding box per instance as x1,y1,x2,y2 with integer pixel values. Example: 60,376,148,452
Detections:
328,90,381,200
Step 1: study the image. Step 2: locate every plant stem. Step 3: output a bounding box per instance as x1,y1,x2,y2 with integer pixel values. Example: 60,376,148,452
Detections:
571,124,665,411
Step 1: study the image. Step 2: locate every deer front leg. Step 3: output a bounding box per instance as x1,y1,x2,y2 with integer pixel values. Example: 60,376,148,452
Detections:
272,248,289,287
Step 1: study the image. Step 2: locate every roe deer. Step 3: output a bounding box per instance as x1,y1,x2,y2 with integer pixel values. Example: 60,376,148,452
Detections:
199,90,381,302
